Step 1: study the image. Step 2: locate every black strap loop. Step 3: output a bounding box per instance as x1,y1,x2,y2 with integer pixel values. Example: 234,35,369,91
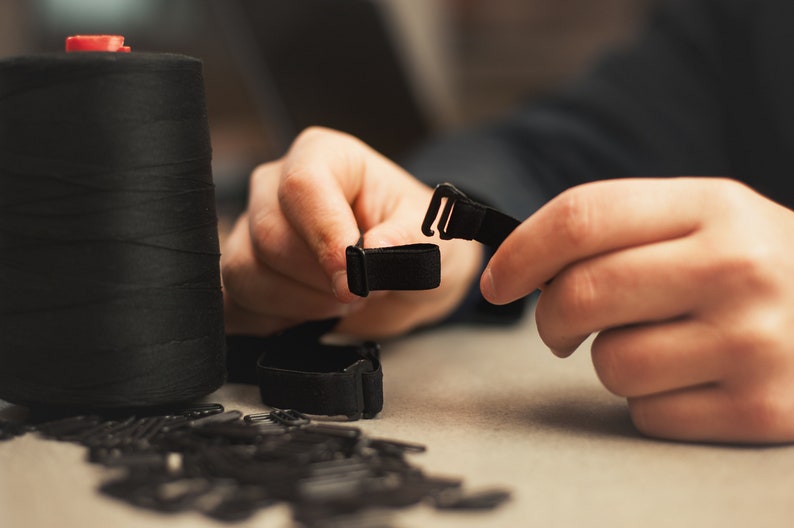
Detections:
346,242,440,297
422,183,520,248
256,342,382,421
226,319,383,420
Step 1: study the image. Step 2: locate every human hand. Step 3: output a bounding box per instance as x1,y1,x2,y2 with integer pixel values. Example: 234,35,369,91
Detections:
221,127,482,339
482,177,794,444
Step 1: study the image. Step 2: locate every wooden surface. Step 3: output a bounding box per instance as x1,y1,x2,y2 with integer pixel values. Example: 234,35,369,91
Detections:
3,308,794,527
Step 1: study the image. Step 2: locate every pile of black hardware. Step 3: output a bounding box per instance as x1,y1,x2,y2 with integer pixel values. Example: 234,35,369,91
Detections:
0,404,510,527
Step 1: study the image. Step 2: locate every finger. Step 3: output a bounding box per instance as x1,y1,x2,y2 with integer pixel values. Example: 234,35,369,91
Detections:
222,213,350,320
336,291,429,339
482,178,705,305
360,189,435,248
629,384,728,442
277,129,441,301
248,162,335,293
591,318,727,398
277,128,383,302
628,384,794,444
534,235,706,355
229,262,353,321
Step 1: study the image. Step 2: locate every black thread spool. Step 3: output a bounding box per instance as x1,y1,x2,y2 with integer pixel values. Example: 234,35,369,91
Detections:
0,49,226,409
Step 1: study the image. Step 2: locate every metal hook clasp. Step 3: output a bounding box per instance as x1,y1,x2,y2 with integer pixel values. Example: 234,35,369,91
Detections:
421,183,469,240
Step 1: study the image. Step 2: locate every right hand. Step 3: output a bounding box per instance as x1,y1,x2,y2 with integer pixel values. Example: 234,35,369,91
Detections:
482,177,794,443
221,127,483,339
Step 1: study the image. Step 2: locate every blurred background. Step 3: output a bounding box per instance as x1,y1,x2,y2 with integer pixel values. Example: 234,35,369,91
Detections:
0,0,658,219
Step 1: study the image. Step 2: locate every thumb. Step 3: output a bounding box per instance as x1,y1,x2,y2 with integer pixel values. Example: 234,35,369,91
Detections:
361,220,419,249
360,186,437,248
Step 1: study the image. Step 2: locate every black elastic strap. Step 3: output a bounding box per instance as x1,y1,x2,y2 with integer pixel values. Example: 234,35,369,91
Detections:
223,184,518,419
346,242,440,297
422,182,528,324
422,183,520,248
226,319,383,420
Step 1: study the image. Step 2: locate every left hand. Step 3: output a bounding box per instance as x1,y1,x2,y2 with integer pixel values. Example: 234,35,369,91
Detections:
481,177,794,444
221,127,482,339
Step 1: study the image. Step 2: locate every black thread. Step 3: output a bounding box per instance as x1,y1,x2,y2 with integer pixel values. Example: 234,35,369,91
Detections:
0,52,225,408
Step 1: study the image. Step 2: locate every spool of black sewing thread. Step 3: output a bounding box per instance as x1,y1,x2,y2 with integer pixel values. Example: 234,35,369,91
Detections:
0,37,226,409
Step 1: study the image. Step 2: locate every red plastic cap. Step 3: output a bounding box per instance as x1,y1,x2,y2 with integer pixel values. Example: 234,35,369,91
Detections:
65,35,131,53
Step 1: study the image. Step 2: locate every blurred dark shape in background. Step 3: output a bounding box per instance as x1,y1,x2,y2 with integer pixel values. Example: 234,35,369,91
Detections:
0,0,658,221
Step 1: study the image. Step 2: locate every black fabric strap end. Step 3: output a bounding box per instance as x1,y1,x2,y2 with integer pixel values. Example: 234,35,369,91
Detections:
225,322,384,421
346,245,370,297
346,243,441,297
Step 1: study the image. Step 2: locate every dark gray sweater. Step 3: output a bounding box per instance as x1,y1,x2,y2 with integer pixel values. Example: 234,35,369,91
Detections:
408,0,794,218
405,0,794,322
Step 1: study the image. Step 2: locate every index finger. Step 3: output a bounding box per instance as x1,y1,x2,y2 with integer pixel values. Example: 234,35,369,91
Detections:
481,178,708,305
276,129,371,302
276,127,413,302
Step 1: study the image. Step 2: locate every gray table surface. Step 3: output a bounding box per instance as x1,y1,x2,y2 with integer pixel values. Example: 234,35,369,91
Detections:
2,309,794,527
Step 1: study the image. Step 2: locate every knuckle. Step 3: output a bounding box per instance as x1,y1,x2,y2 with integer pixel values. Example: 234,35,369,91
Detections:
246,163,280,209
220,226,248,293
220,253,254,302
626,398,656,437
552,188,596,249
590,334,626,395
558,266,600,320
723,311,782,362
720,311,793,397
279,162,315,200
251,160,279,183
249,161,282,202
316,240,346,273
293,126,360,152
711,177,752,207
733,387,792,439
534,267,598,352
699,179,775,292
248,211,280,259
294,125,334,145
220,254,241,291
707,243,774,295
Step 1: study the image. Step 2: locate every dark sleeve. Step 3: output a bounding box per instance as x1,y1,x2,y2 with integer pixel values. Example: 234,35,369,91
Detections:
402,0,783,323
404,0,777,218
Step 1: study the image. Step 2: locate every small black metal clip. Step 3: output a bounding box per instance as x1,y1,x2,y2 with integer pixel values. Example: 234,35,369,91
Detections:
188,410,242,428
269,408,311,427
366,437,427,458
433,487,512,510
243,412,277,425
421,183,470,240
177,403,225,419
